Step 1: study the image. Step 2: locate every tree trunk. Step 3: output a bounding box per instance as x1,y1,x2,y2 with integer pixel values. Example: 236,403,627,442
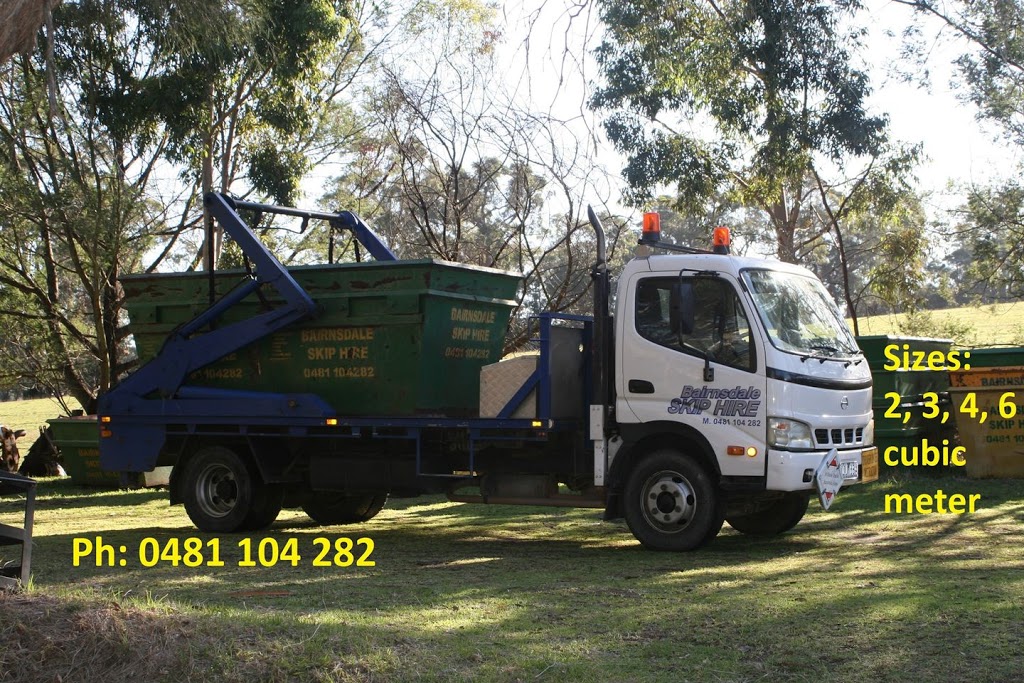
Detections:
200,80,220,273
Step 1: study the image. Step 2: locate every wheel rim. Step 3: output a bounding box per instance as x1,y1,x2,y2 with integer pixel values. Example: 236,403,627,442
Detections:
194,462,239,519
640,469,697,533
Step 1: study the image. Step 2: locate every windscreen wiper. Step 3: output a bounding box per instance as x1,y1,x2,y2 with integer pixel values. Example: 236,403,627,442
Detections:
799,345,864,366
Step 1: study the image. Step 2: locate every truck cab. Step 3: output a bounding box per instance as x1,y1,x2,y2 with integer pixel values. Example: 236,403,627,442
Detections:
600,231,878,550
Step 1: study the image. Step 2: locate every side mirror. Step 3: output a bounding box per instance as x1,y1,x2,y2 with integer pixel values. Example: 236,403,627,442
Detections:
669,281,696,335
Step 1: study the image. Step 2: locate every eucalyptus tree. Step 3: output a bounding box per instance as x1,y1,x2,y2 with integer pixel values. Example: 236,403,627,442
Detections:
0,0,366,407
811,166,927,328
898,0,1024,300
0,1,164,409
590,0,895,266
808,147,925,330
81,0,363,269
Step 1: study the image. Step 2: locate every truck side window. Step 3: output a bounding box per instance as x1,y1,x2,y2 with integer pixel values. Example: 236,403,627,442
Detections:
635,277,755,372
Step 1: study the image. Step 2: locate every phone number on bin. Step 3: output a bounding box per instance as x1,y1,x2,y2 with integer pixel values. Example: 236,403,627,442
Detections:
71,536,375,568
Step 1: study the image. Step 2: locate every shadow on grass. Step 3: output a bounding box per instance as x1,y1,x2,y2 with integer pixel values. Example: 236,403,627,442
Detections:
0,476,165,515
5,475,1024,682
15,519,1024,683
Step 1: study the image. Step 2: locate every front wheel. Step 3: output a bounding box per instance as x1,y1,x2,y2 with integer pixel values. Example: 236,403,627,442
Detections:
623,450,723,551
726,492,810,536
182,446,264,533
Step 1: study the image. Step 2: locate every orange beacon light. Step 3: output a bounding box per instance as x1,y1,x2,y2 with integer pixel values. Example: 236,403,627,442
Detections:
712,226,731,254
641,212,661,244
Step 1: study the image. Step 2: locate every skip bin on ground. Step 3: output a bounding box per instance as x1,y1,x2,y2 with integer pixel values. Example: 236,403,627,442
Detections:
949,346,1024,478
856,335,956,460
47,416,119,487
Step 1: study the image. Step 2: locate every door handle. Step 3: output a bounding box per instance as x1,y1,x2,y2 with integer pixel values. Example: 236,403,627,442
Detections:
628,379,655,394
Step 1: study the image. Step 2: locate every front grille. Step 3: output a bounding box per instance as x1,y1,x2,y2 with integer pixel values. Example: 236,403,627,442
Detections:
815,427,864,447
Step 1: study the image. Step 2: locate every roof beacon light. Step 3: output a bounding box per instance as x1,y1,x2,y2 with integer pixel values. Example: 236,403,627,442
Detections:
712,226,731,255
641,212,661,245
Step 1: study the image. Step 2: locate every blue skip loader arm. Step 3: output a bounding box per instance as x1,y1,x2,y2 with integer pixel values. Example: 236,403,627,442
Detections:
99,193,397,474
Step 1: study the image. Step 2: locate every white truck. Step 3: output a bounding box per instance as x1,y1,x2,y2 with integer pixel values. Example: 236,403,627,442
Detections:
99,196,879,551
599,214,878,549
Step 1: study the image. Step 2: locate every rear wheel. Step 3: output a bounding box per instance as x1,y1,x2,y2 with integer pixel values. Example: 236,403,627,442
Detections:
182,446,265,533
624,450,723,551
726,492,810,536
301,491,388,525
242,483,284,531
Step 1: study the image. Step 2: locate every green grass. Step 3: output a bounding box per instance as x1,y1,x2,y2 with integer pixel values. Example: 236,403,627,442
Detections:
854,302,1024,346
3,475,1023,682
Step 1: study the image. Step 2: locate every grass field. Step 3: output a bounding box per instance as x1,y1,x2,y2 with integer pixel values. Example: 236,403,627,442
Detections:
2,474,1023,683
853,302,1024,346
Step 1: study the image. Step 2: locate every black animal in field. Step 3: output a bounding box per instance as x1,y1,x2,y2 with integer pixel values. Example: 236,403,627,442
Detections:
13,426,66,477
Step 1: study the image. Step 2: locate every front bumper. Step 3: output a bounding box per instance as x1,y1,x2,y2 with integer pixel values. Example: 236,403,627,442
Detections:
766,446,879,491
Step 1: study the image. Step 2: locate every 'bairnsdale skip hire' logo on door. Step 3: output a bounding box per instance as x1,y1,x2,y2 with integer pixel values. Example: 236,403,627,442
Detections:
668,385,762,417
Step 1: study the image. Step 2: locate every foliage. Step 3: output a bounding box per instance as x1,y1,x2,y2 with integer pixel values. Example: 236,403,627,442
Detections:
64,0,354,191
896,309,978,345
897,1,1024,302
0,0,370,407
321,3,625,350
916,245,978,309
808,148,926,329
0,7,161,410
591,0,891,265
77,0,362,268
898,1,1024,143
954,180,1024,300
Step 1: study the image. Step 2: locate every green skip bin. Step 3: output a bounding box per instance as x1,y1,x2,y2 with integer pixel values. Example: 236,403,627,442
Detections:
121,260,523,417
47,416,119,487
856,335,956,461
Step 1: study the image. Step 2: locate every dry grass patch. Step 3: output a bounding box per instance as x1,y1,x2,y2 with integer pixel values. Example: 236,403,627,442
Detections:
1,592,204,682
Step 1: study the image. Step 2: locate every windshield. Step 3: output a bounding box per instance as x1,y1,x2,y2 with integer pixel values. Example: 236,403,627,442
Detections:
742,269,860,358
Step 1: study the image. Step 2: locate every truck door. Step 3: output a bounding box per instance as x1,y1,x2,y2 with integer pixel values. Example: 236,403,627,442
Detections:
618,273,768,478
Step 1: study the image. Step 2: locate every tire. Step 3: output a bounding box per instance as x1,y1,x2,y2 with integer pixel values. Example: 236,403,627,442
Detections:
726,492,810,536
242,483,284,531
301,491,388,525
182,446,264,533
623,450,723,551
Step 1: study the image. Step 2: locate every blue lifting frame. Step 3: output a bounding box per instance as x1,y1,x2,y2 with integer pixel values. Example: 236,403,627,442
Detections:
99,193,396,474
99,193,594,481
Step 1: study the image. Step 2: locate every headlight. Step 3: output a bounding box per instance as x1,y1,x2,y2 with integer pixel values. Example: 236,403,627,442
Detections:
863,418,875,446
768,417,813,449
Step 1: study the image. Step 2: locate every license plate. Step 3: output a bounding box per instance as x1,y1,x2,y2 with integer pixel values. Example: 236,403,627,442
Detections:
840,461,859,480
860,447,879,483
